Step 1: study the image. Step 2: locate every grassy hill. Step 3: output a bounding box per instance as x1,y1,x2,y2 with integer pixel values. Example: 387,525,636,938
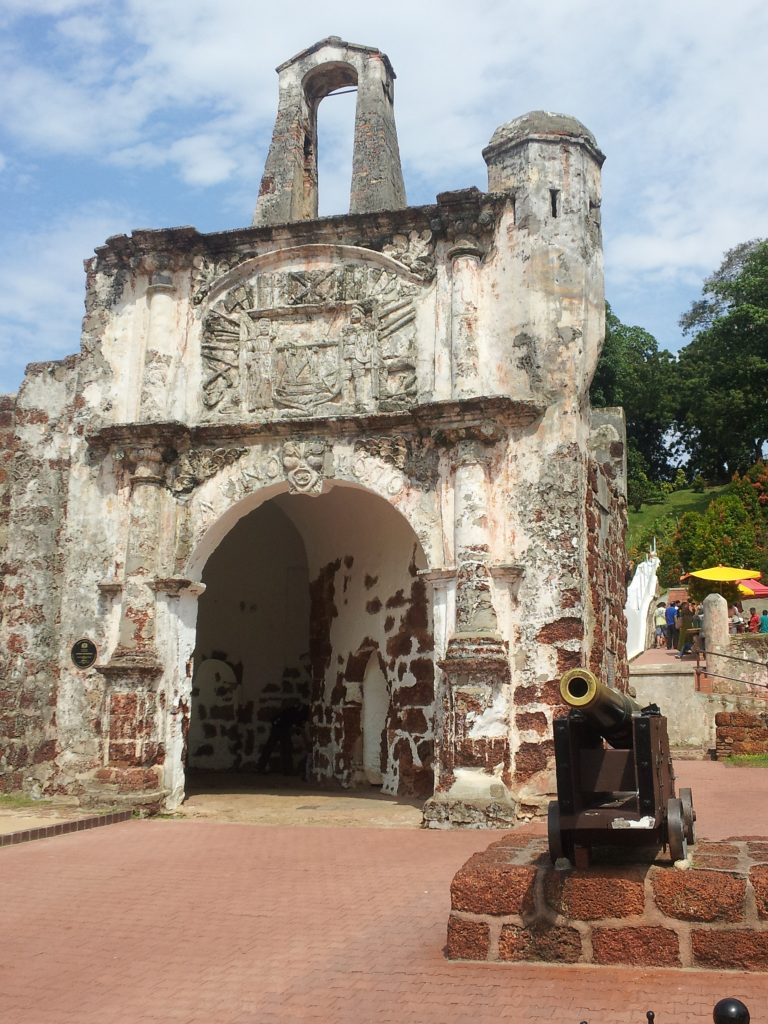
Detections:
627,485,727,551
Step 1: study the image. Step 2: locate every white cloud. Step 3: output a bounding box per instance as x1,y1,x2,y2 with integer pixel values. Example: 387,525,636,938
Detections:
0,202,139,393
0,0,766,384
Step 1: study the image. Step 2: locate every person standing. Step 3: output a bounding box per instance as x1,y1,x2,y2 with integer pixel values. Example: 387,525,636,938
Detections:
748,607,760,633
665,600,678,650
676,601,695,658
654,602,667,648
759,610,768,634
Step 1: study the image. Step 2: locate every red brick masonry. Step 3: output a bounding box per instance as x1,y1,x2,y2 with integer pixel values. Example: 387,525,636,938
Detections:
715,709,768,759
447,833,768,970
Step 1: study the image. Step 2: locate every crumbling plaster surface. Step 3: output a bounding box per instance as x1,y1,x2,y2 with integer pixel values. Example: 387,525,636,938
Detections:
0,41,625,823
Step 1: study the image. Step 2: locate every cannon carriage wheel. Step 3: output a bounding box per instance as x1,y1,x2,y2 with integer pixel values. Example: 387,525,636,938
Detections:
679,787,696,845
666,797,688,862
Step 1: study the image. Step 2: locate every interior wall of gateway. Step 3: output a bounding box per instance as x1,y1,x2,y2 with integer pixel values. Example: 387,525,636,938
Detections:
189,484,436,796
189,500,311,771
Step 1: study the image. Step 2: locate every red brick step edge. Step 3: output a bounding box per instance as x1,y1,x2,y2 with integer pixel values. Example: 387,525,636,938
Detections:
447,833,768,971
0,810,133,848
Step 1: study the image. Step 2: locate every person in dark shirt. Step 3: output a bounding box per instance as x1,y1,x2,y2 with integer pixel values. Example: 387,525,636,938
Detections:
256,702,309,774
664,601,678,650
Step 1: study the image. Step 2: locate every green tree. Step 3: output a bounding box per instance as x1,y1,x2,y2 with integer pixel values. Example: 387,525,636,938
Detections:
676,240,768,480
591,303,677,481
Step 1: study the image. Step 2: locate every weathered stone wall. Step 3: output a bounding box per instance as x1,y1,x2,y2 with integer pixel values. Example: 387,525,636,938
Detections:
586,408,628,690
0,394,16,556
0,39,624,819
0,360,77,795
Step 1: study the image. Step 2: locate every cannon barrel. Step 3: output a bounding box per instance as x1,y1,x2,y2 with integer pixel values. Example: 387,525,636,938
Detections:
559,668,640,747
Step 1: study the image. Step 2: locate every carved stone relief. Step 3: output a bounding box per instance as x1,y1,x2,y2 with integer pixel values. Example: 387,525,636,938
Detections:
169,447,248,495
282,440,326,495
382,229,435,280
200,261,421,420
139,350,172,420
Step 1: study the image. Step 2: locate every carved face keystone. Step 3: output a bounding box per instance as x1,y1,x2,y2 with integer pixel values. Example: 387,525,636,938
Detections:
282,441,326,495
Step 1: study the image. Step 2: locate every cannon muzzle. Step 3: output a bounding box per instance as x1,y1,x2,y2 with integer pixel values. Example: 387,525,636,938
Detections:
559,668,640,747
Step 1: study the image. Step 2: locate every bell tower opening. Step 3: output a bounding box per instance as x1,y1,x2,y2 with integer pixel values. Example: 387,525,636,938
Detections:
316,86,356,216
253,37,406,227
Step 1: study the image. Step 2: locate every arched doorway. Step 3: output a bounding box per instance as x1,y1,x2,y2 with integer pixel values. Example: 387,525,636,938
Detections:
187,483,435,799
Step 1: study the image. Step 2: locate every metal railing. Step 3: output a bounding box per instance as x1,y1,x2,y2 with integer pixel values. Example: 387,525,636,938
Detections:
695,647,768,693
579,997,750,1023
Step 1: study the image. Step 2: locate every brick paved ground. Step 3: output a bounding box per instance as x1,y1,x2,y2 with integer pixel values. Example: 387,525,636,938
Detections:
2,762,767,1024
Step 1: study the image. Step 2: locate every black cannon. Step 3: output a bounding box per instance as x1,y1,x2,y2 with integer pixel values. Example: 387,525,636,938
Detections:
548,668,695,867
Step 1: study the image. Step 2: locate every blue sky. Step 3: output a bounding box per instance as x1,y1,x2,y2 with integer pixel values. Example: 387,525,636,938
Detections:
1,0,767,394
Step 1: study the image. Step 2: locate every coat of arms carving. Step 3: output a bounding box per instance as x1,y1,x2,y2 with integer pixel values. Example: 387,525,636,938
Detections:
200,256,422,420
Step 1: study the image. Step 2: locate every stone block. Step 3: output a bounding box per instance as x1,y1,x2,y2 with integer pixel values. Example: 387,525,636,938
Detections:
514,739,554,782
692,929,768,971
536,617,583,644
451,861,536,915
498,923,582,963
651,868,746,922
592,926,680,966
691,852,740,870
445,916,489,960
544,866,646,920
750,865,768,918
514,711,548,735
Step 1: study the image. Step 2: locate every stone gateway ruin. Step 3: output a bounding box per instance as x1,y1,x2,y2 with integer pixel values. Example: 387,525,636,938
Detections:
0,38,627,825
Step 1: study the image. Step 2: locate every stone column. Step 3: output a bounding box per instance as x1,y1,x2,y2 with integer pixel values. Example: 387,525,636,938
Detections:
425,560,513,828
139,272,176,422
107,446,166,674
349,52,406,215
453,440,490,563
448,240,483,400
423,442,514,827
702,593,732,693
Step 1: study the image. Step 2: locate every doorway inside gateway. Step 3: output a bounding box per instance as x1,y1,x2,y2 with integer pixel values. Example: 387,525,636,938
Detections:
186,485,435,802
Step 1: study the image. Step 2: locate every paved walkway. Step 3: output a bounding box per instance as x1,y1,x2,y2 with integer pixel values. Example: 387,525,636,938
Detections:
630,645,699,669
2,764,767,1024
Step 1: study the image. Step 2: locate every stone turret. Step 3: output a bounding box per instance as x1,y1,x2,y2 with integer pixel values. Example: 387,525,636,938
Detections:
253,36,407,226
483,111,606,404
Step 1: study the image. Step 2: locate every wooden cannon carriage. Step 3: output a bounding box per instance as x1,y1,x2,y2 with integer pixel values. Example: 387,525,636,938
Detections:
548,668,696,867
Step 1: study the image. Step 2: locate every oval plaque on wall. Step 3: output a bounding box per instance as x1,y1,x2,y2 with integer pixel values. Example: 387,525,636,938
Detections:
71,638,97,669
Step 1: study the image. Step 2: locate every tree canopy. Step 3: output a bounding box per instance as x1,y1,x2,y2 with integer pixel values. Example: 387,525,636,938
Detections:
590,303,677,481
675,239,768,481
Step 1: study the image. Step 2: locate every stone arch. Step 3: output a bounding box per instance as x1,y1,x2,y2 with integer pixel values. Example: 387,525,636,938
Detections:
177,476,436,798
185,475,438,585
202,243,425,308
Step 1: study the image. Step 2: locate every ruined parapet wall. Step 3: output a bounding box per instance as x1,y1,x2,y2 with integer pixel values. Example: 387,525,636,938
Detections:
254,36,406,226
0,360,77,795
0,394,17,573
704,595,768,700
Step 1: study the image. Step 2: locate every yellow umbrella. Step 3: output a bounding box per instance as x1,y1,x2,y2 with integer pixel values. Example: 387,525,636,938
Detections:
688,565,761,582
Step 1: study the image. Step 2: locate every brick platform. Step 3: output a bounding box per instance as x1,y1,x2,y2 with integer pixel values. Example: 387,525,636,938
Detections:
447,834,768,970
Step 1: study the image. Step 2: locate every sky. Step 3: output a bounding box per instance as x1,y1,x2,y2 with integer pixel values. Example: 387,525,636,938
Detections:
1,0,767,394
